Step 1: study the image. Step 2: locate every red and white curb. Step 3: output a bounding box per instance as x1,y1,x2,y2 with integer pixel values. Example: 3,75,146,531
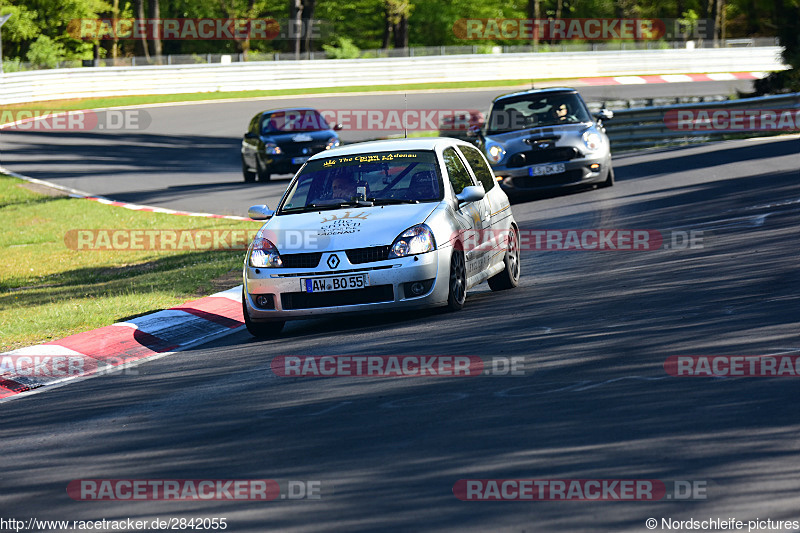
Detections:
0,285,245,403
579,71,765,85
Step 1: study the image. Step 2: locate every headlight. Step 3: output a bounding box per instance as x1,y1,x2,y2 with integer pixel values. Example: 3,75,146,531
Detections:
264,142,282,155
388,224,436,259
486,142,506,164
249,238,283,268
325,137,340,149
582,131,602,151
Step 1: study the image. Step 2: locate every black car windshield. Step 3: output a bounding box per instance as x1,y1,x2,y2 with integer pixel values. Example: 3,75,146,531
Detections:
487,93,592,135
278,151,443,214
261,110,331,133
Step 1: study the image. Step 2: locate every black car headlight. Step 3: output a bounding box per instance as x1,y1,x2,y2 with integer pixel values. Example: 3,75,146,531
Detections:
263,142,282,155
388,224,436,258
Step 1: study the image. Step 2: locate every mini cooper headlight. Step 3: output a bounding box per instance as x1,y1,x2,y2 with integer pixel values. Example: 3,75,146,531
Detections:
249,238,283,268
264,142,282,155
486,142,506,164
388,224,436,258
582,131,602,151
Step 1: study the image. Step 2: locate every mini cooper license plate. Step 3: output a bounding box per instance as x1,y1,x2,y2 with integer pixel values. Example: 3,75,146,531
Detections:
303,274,369,293
529,163,566,176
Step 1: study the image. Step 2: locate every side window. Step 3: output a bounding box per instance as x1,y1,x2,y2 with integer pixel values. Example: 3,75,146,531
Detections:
442,147,474,195
459,145,495,191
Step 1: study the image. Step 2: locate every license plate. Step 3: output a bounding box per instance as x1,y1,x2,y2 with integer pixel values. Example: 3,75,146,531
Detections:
303,274,369,293
292,156,310,164
529,163,566,176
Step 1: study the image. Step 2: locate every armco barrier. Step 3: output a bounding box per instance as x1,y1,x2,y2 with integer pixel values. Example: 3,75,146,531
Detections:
0,47,786,105
605,92,800,150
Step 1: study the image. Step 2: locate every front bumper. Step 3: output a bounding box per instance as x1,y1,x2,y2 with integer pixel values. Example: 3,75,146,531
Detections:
494,153,611,192
243,249,450,321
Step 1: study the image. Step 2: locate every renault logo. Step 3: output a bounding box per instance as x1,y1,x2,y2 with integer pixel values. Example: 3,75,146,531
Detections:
327,254,340,269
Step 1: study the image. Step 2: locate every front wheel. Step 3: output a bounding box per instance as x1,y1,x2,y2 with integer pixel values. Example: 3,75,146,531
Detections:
488,227,521,291
598,166,614,188
242,156,256,183
242,289,284,338
256,157,272,182
446,249,467,311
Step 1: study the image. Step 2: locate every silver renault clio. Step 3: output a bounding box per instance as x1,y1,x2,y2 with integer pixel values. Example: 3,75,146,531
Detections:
242,137,520,338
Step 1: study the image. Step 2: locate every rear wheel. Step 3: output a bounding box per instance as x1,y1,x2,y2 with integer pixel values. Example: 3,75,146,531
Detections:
447,249,467,311
242,289,284,338
256,157,271,182
598,166,614,188
488,226,521,291
242,156,256,183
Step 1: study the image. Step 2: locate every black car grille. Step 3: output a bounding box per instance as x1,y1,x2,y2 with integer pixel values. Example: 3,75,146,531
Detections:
512,169,584,188
282,142,327,157
281,252,322,268
507,147,579,168
345,246,392,264
281,285,394,310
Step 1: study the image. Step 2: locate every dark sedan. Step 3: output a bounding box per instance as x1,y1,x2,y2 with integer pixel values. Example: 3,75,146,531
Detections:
241,108,342,182
471,88,615,197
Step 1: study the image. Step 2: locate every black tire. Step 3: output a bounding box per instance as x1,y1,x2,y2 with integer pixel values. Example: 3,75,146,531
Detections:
256,157,271,182
242,157,256,183
488,226,521,291
446,249,467,311
242,289,284,338
598,166,614,188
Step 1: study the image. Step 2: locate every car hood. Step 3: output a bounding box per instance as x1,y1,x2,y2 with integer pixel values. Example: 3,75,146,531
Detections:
261,130,336,144
486,122,591,144
260,203,441,253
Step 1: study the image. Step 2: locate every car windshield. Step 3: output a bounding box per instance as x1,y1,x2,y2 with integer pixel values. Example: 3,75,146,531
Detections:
486,93,592,135
278,151,443,214
261,110,330,133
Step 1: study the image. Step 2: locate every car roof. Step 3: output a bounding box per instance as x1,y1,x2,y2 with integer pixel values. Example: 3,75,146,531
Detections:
308,137,472,160
258,107,320,115
493,87,579,103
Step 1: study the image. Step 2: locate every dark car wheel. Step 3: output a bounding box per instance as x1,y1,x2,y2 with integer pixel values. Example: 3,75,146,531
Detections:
242,289,285,338
242,157,256,183
447,249,466,311
256,157,272,182
488,227,521,291
598,166,615,188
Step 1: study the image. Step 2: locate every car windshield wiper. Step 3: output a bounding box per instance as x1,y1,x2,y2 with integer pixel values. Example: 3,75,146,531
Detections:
369,198,420,205
281,201,372,214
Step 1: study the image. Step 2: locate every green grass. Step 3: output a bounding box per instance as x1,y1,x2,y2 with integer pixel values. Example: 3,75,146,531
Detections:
0,175,262,351
0,79,543,113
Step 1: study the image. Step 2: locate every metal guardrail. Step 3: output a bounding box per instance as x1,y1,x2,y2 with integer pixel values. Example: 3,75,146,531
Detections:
0,47,787,106
603,92,800,150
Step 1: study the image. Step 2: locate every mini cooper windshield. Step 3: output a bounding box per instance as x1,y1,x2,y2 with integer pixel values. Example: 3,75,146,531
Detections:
487,92,593,134
278,151,444,214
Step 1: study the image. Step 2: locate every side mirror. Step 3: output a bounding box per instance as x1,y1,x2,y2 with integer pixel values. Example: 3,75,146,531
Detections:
456,185,485,204
594,109,613,122
332,123,344,131
248,204,274,220
244,132,257,138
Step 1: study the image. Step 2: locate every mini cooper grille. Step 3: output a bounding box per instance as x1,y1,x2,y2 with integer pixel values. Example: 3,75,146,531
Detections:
281,285,394,310
345,246,392,264
280,252,322,268
508,147,579,168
